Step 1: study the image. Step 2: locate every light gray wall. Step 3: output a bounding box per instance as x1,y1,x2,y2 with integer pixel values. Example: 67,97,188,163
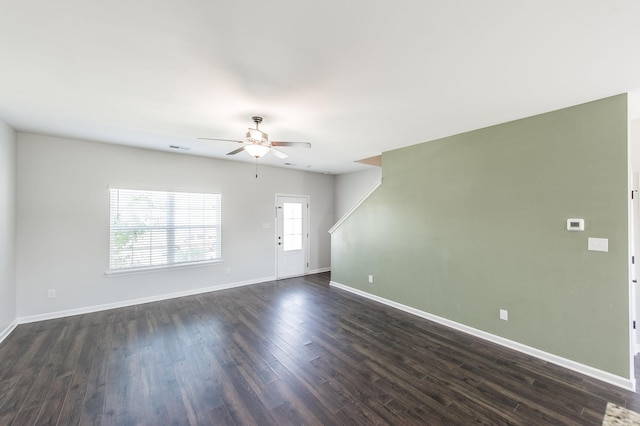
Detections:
334,168,381,220
16,133,334,318
631,119,640,172
0,120,17,335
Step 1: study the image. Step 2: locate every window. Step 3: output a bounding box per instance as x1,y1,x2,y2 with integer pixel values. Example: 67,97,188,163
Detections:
282,202,303,251
109,188,221,272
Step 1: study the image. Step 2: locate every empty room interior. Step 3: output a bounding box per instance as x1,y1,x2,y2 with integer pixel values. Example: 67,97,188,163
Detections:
3,1,640,424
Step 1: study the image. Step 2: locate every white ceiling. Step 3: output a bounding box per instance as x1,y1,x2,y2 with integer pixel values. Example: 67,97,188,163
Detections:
1,1,640,174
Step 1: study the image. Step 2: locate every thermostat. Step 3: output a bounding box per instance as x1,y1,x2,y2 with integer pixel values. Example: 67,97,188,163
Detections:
566,218,584,231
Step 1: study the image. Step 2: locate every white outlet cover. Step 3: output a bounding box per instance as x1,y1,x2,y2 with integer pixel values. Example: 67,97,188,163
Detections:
588,237,608,252
368,275,374,283
499,309,508,321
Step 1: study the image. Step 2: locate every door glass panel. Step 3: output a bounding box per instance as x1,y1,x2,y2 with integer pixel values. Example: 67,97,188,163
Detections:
283,219,301,235
283,202,302,251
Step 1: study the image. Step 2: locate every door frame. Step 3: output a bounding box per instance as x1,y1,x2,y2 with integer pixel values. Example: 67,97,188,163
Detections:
629,171,638,390
275,194,310,279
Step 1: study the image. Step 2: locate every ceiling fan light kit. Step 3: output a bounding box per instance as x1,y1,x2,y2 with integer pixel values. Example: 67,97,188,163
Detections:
244,143,271,158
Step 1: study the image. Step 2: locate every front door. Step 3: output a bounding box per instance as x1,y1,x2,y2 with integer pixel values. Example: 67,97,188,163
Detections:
276,195,309,279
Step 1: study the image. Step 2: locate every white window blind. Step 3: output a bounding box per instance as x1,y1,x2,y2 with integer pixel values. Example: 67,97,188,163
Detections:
109,188,221,271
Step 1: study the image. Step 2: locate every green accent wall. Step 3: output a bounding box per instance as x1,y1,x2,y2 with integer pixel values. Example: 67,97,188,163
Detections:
331,94,630,377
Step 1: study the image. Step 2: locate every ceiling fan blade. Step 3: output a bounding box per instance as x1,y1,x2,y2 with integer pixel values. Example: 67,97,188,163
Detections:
271,141,311,148
271,148,288,159
198,137,244,144
226,147,246,155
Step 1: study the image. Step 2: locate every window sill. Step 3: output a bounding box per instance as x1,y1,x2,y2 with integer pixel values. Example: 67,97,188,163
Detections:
105,259,224,277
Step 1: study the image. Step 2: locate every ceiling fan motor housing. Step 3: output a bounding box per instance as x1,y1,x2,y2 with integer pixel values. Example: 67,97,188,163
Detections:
246,129,268,144
247,116,268,144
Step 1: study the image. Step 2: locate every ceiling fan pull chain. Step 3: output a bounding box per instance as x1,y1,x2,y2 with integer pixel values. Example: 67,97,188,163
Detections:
255,159,259,178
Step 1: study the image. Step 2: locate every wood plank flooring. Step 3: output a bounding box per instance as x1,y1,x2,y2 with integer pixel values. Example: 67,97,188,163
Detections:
1,272,639,425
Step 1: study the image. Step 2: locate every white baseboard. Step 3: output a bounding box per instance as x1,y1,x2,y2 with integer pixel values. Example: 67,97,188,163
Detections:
12,271,330,334
17,276,276,325
276,269,330,280
330,281,634,391
0,319,18,345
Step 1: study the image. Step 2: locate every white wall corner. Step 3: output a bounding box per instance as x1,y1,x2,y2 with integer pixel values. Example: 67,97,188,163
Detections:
0,319,18,345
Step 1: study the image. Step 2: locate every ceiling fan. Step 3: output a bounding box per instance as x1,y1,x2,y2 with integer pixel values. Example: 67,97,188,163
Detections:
199,116,311,159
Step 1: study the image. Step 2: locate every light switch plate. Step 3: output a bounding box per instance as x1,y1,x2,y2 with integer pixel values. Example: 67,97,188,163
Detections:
588,237,608,252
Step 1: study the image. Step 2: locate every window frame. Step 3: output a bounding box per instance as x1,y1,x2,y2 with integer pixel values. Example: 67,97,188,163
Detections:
106,187,222,276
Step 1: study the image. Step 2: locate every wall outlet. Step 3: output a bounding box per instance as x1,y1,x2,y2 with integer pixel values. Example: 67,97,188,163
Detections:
499,309,508,321
47,289,57,299
368,275,374,284
226,267,231,274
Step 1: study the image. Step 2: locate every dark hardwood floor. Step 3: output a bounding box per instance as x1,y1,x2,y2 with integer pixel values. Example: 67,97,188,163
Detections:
1,272,639,425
